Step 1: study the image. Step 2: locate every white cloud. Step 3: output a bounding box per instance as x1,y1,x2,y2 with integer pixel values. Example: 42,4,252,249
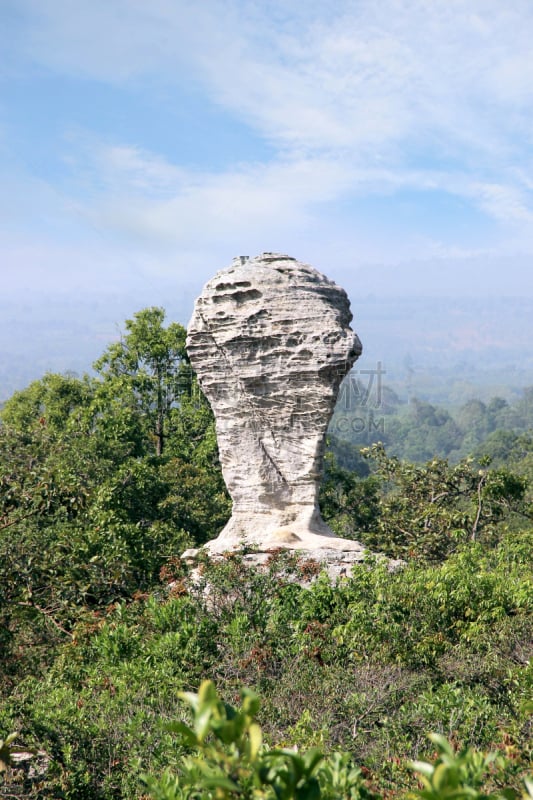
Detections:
64,137,188,197
78,146,352,246
5,0,533,283
13,1,533,198
16,0,183,81
16,0,533,154
473,183,533,225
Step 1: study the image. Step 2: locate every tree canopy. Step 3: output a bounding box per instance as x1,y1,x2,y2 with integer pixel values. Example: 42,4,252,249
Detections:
0,307,531,800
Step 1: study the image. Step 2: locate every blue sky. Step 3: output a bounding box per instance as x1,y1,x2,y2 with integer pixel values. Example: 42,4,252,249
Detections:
2,0,533,305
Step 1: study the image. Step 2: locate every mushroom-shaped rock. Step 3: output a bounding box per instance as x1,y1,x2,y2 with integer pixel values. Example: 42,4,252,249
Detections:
186,253,363,553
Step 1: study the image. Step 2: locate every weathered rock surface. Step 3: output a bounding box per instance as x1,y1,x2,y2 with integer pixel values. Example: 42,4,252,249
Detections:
186,252,363,553
181,548,404,589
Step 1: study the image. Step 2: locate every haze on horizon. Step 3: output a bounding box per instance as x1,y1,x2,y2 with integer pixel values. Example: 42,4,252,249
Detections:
1,0,532,395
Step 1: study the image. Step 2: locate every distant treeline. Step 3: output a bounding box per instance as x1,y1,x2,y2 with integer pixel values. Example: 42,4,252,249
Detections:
329,377,533,468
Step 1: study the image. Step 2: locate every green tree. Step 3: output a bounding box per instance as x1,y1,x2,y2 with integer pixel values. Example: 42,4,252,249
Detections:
94,307,189,456
0,372,100,534
358,444,529,561
0,308,229,691
391,400,463,463
0,372,105,687
319,451,380,538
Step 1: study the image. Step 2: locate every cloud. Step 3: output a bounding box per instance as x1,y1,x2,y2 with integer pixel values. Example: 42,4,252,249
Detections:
65,138,188,197
14,0,184,82
473,183,533,225
4,0,533,287
67,136,533,255
12,1,533,208
16,0,533,157
74,143,351,245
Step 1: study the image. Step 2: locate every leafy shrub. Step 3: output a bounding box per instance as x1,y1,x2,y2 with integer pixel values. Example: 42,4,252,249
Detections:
141,680,376,800
142,682,532,800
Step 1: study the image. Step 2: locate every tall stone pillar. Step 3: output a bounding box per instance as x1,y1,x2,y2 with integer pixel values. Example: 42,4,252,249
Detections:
186,252,363,553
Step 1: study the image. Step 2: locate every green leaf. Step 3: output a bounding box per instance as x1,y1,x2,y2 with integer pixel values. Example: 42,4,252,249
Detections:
248,722,262,761
195,705,215,741
164,721,198,747
200,775,241,792
432,762,454,791
198,680,215,703
302,748,324,775
409,761,435,779
178,690,201,712
428,733,455,757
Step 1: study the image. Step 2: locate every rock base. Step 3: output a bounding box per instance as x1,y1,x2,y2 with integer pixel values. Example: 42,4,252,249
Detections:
181,542,403,586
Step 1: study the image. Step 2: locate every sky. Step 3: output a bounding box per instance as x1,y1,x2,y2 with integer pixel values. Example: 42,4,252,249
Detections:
2,0,533,324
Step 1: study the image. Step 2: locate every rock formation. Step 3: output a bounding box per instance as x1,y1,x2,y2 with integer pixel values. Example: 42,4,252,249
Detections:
186,252,364,554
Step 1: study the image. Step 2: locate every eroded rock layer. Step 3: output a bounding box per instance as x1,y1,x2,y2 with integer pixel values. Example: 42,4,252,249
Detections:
186,253,362,552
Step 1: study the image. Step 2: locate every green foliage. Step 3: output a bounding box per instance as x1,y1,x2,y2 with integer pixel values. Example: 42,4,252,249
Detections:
0,372,98,533
408,733,532,800
142,684,531,800
93,307,188,456
1,307,532,799
329,383,533,466
330,537,533,669
2,530,531,798
141,680,373,800
356,444,529,561
0,308,229,694
319,451,381,539
392,400,464,463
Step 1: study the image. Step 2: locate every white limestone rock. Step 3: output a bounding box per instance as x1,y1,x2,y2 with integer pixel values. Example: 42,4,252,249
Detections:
186,253,363,554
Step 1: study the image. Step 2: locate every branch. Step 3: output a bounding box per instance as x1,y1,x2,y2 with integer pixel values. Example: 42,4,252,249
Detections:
429,490,450,504
0,509,39,532
471,473,486,541
17,601,72,638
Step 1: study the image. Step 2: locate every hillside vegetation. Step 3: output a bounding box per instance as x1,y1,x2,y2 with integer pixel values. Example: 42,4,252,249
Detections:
1,308,531,799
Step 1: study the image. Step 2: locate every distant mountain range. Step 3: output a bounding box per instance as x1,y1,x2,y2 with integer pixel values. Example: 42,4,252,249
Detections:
1,287,532,405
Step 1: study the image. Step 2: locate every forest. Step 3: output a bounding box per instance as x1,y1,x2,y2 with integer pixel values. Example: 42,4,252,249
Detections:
0,307,531,799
